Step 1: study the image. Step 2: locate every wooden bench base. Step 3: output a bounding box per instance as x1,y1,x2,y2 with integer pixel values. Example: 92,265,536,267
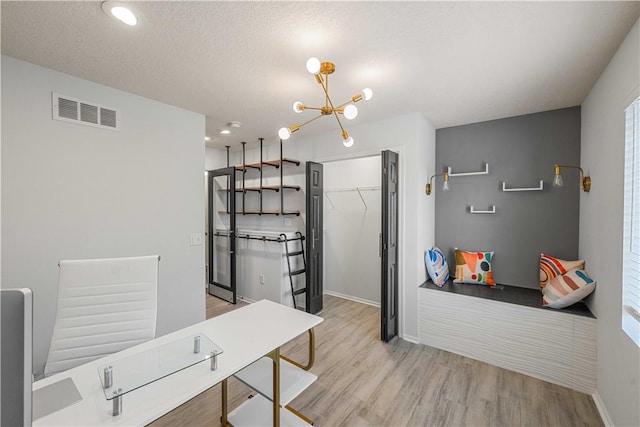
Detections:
418,281,596,394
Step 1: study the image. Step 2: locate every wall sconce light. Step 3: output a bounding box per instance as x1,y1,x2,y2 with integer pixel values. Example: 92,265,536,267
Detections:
553,164,591,192
425,172,450,196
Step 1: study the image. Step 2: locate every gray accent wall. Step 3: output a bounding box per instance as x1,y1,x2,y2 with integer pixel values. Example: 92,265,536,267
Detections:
435,107,581,288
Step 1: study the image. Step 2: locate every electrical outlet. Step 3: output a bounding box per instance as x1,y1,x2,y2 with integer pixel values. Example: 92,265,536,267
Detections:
190,233,202,246
259,274,265,285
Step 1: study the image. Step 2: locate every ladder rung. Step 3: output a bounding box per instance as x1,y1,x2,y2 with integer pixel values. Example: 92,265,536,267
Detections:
287,250,304,257
293,288,307,295
291,268,306,276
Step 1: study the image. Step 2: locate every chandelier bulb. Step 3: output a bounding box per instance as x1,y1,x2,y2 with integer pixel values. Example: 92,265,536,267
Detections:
343,136,354,148
343,104,358,120
293,101,304,113
278,127,292,140
306,57,321,75
362,88,373,101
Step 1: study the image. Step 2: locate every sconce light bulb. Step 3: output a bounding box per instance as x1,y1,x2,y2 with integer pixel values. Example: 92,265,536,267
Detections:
362,88,373,101
343,104,358,120
278,127,291,140
553,173,563,188
442,179,450,192
343,136,354,148
306,57,321,75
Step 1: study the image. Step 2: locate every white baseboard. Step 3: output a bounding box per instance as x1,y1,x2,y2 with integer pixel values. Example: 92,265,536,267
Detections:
592,390,614,427
323,291,380,308
402,334,419,344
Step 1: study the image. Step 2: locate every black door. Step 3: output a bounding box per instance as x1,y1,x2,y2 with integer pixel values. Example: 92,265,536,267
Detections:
381,150,399,341
207,167,236,304
306,162,323,314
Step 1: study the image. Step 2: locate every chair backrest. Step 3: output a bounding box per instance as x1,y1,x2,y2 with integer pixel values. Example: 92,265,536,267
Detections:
44,255,158,378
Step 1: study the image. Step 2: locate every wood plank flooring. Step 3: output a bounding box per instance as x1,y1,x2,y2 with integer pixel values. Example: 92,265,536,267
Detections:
150,293,603,427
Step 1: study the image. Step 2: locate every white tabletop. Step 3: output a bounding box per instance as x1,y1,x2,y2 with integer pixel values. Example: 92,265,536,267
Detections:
33,299,323,426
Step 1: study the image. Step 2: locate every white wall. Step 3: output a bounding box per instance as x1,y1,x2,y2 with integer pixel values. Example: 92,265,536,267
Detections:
323,156,381,306
238,112,435,341
1,56,206,375
581,19,640,427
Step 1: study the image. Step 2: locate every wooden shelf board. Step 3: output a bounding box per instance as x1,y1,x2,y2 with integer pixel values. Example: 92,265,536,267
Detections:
217,185,301,193
234,158,301,170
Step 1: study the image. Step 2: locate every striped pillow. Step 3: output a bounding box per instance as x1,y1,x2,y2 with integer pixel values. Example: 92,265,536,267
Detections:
542,269,596,309
539,253,585,292
425,247,450,287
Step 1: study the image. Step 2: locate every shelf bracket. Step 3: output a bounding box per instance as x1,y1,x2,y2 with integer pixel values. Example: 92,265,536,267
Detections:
501,180,544,192
469,205,496,214
324,191,335,210
447,163,489,177
355,187,367,210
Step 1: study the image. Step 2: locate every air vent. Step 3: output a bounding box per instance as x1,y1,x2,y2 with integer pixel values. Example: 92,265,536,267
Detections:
52,93,120,131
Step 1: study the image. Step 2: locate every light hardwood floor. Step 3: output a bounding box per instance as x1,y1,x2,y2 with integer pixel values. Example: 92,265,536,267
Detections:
150,293,603,427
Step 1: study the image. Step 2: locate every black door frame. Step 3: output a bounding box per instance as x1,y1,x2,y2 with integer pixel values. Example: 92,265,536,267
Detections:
207,167,237,304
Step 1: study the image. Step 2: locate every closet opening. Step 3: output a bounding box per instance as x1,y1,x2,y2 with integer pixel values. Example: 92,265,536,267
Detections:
322,155,383,329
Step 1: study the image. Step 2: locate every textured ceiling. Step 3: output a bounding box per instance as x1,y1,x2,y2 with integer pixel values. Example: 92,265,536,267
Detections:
1,1,638,150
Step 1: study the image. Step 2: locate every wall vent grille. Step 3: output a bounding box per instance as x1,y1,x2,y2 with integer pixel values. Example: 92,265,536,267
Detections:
52,93,120,130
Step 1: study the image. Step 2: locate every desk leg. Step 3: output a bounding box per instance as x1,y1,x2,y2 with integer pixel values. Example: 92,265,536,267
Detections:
221,379,229,427
281,328,315,371
266,348,280,427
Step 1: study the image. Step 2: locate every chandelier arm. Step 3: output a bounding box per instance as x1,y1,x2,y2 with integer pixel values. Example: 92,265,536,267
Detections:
325,72,330,109
297,113,325,129
335,99,355,110
332,109,347,134
301,106,325,112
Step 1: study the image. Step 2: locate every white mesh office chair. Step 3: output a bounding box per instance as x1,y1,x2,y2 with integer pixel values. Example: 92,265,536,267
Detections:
44,255,159,377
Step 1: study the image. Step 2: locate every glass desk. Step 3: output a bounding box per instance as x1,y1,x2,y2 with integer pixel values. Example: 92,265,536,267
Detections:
97,333,222,415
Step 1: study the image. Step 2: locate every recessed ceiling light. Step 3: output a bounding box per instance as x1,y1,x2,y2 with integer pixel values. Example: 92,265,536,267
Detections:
228,121,241,128
220,129,231,135
204,136,211,141
102,1,138,26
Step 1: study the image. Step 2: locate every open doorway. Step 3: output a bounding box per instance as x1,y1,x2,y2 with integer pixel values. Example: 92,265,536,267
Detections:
322,156,382,307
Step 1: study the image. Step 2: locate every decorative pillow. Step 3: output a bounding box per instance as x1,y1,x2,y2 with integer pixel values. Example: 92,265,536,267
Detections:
453,249,495,286
542,269,596,309
425,247,449,287
539,253,585,292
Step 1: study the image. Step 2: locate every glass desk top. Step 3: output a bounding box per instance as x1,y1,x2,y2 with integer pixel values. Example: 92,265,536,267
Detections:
97,333,222,400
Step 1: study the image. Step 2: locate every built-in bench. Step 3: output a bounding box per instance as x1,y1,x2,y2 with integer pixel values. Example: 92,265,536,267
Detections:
418,280,597,394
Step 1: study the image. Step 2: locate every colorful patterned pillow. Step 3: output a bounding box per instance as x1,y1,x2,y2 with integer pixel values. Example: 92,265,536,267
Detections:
542,269,596,309
453,249,495,286
539,253,585,291
425,247,449,287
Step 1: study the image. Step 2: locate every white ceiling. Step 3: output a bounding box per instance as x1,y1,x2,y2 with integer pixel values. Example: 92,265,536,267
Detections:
1,1,638,150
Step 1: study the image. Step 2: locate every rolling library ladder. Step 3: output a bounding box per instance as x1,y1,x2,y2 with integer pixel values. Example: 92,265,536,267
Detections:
281,232,307,310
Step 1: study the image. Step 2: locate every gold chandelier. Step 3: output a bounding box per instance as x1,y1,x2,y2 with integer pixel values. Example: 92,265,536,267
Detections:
278,57,373,147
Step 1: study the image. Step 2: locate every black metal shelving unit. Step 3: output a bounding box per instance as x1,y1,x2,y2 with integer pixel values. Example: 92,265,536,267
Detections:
219,138,301,216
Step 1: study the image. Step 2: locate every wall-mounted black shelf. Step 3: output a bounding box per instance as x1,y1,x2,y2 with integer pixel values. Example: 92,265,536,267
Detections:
221,138,301,216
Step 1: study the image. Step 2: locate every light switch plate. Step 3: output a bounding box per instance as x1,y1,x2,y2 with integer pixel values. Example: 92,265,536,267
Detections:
190,233,202,246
